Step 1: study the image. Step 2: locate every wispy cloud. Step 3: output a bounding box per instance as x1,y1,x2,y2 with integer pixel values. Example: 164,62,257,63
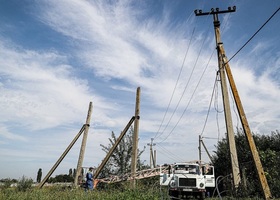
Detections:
0,126,27,141
0,0,279,180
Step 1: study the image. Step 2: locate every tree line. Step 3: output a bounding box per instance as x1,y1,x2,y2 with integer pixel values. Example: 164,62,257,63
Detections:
212,129,280,198
34,126,279,198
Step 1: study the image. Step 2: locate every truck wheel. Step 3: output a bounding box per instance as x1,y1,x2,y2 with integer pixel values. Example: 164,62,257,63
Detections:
169,191,178,200
199,192,205,200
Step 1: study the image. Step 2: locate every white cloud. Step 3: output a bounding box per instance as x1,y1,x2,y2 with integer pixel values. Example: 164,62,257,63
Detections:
0,126,27,141
0,0,279,180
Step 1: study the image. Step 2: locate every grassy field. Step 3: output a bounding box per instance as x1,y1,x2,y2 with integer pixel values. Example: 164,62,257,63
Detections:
0,185,170,200
2,186,277,200
1,181,279,200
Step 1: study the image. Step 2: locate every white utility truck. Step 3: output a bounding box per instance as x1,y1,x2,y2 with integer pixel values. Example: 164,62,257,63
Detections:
160,162,215,200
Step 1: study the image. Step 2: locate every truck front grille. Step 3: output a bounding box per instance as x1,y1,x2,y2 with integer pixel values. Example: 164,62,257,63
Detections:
179,178,196,187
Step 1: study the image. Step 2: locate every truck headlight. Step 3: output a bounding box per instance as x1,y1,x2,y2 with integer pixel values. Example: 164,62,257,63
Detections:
199,183,204,188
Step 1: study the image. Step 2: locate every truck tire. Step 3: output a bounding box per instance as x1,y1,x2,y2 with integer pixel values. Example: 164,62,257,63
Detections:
199,192,205,200
169,191,178,200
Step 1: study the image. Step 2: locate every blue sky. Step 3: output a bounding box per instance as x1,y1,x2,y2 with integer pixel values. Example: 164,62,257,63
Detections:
0,0,279,180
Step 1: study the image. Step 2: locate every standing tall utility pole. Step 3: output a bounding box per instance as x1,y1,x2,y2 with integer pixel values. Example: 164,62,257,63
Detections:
195,7,272,199
198,135,202,164
195,7,241,189
74,102,93,186
130,87,141,189
199,135,214,164
147,138,156,168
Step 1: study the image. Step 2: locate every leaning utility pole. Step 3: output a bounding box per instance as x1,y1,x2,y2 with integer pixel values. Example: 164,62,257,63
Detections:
130,87,141,188
38,125,87,188
218,19,273,200
74,102,93,186
195,7,241,190
195,7,272,199
93,116,136,179
38,102,92,188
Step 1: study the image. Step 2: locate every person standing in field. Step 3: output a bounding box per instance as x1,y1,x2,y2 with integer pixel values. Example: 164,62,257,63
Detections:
86,167,94,191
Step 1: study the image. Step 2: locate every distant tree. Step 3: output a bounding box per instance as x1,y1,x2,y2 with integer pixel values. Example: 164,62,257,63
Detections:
99,126,146,178
212,129,280,198
36,168,42,183
69,168,73,177
47,174,74,183
73,168,76,178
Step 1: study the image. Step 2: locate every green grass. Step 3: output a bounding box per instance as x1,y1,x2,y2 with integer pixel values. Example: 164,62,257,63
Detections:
1,184,279,200
0,184,169,200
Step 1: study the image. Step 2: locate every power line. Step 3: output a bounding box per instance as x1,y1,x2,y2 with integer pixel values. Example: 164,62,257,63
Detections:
200,73,219,137
157,19,213,143
154,26,196,140
226,7,280,64
198,11,232,138
157,143,185,162
153,10,195,140
154,27,197,140
155,10,213,141
157,38,213,143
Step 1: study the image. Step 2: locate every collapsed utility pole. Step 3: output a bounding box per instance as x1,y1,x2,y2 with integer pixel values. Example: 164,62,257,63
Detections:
195,7,241,190
195,6,272,199
74,102,93,186
130,87,141,188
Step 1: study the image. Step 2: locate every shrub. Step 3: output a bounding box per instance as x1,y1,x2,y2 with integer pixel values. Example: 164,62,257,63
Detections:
0,178,14,189
17,176,33,192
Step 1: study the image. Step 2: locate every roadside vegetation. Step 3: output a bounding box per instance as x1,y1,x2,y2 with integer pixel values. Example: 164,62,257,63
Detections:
1,129,279,199
0,179,169,200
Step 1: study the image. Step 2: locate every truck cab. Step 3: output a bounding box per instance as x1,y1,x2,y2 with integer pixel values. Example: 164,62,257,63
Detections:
160,162,215,200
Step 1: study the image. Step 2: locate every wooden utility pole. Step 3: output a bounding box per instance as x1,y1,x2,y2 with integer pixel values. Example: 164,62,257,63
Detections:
74,102,93,186
147,138,156,168
153,149,157,168
220,35,272,200
195,7,240,189
130,87,141,188
199,135,202,163
199,135,213,164
195,7,272,199
93,116,136,179
38,125,87,188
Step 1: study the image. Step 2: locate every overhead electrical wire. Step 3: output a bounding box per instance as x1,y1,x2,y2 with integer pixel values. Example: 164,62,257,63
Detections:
226,6,280,64
214,81,222,141
154,27,196,140
208,7,280,143
157,144,186,163
157,15,214,143
153,28,196,140
199,11,232,140
200,73,219,137
153,10,195,140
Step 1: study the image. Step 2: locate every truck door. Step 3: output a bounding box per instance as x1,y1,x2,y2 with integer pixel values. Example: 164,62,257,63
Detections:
203,166,215,188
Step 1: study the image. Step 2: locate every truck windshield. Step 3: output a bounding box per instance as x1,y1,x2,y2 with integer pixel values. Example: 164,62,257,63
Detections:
174,164,199,174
